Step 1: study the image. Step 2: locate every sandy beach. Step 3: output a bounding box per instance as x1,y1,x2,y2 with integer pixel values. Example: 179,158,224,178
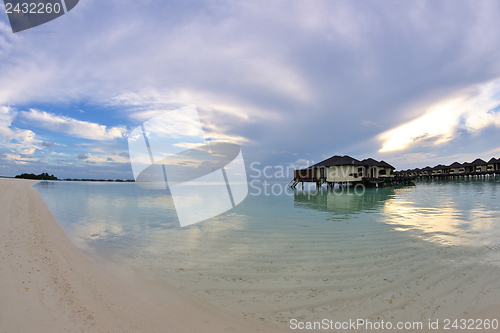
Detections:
2,178,500,333
0,179,281,333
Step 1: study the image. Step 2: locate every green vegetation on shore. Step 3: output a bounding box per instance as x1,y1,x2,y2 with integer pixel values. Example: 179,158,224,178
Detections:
12,173,135,182
15,173,59,180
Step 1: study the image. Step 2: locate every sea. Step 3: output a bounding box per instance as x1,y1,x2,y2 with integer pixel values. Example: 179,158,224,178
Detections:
34,178,500,327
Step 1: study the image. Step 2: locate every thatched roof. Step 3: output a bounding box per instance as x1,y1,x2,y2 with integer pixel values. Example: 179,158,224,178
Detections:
462,158,487,167
471,158,487,166
361,158,395,169
310,155,362,168
379,160,395,169
300,155,396,170
395,157,498,173
360,158,380,166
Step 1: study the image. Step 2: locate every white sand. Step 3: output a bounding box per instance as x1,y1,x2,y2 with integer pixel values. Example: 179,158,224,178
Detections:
0,179,282,333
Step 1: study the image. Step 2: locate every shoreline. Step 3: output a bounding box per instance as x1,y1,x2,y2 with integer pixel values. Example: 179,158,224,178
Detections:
0,179,281,333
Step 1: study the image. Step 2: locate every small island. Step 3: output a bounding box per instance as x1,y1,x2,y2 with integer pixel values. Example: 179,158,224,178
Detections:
11,173,135,182
15,173,59,180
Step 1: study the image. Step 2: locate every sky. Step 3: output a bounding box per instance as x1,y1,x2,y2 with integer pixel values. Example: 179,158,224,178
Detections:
2,0,500,179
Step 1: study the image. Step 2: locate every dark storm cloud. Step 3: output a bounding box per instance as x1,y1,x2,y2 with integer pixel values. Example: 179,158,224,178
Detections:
76,153,88,160
41,141,55,147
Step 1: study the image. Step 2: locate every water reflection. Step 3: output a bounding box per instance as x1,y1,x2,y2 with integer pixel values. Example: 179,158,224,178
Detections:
292,180,500,251
381,180,500,248
293,186,397,215
35,181,179,253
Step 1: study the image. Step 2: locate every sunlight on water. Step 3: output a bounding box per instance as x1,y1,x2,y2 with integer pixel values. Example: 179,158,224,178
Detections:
382,181,500,248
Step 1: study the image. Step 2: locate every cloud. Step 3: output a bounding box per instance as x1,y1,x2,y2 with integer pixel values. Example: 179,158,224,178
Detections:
172,142,206,149
77,153,89,160
3,1,500,174
41,141,55,147
0,106,15,130
106,157,114,162
0,106,35,142
378,79,500,152
20,109,126,141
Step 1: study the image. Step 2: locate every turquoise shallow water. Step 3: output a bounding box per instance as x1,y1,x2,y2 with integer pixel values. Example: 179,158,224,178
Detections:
34,179,500,254
34,178,500,325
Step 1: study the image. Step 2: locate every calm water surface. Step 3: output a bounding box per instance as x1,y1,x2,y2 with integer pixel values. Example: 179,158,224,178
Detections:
34,179,500,324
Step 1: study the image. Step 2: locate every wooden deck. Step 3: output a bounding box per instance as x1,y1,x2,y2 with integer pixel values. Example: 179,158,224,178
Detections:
289,176,417,189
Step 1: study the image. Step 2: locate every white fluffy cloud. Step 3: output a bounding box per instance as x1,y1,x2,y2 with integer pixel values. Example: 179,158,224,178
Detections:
0,106,35,142
20,109,127,140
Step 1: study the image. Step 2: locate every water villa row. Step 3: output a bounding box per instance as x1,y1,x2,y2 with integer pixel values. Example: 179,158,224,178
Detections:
291,155,500,189
395,158,500,178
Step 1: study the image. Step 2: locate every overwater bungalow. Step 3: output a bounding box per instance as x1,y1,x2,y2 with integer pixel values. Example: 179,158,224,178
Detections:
393,168,419,178
291,155,397,188
474,159,489,173
432,164,449,175
487,158,500,171
393,156,500,180
460,159,485,173
420,166,433,176
448,162,463,174
471,158,488,173
360,158,394,178
292,155,363,184
461,161,472,174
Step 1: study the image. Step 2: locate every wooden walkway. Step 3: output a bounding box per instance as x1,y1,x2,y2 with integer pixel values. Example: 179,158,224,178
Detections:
397,170,500,179
289,176,417,189
289,170,500,189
